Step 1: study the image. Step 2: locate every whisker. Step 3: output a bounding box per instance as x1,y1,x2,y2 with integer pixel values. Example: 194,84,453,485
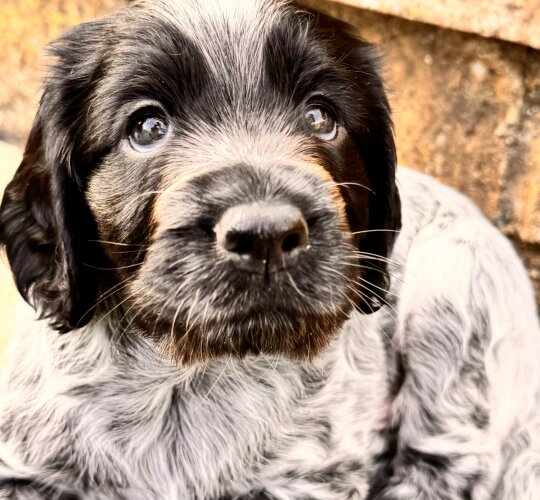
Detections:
107,249,150,255
88,240,147,248
346,285,375,315
116,281,163,343
283,259,309,302
353,262,406,285
76,278,132,326
170,297,185,348
354,282,399,318
334,181,374,194
84,262,143,271
353,276,399,298
115,301,141,343
350,229,400,236
349,251,406,270
94,290,140,328
345,277,399,320
203,360,228,401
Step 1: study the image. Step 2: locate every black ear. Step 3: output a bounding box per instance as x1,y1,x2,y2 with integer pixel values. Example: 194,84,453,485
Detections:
348,41,401,313
0,19,112,332
308,9,402,313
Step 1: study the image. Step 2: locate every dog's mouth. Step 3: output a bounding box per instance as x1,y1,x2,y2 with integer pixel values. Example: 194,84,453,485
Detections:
131,299,355,364
126,221,359,364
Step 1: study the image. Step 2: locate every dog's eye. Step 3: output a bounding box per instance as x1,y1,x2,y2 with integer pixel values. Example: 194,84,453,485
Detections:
304,106,337,141
129,115,170,152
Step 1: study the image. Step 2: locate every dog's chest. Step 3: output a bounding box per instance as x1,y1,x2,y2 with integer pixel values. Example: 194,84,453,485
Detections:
116,316,390,497
0,311,391,499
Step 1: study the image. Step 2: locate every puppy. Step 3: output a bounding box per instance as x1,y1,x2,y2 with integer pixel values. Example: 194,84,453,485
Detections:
0,0,539,498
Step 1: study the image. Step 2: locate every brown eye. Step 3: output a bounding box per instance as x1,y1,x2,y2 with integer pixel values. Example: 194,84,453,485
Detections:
304,106,338,141
129,115,170,152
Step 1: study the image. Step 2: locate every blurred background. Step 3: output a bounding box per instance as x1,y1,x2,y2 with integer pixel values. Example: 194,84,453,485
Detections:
1,0,539,363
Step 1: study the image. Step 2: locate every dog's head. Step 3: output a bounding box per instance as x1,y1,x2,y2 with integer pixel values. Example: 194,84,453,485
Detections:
0,0,400,364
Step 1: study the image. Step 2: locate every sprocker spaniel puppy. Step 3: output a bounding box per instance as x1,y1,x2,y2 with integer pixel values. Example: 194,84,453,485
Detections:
0,1,539,499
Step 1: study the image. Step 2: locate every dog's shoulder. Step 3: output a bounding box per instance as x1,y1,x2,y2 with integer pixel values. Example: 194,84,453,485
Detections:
395,167,531,285
396,166,486,239
394,165,538,317
392,166,540,421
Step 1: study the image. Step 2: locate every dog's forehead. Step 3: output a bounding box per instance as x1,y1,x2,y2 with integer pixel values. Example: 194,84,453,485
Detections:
134,0,293,73
138,0,290,26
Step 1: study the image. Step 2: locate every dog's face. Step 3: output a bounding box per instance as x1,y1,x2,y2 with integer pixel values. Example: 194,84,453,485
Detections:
0,0,400,364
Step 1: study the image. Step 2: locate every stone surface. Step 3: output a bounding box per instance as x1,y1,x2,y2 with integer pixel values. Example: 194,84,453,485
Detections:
330,0,540,50
0,0,126,144
503,55,540,245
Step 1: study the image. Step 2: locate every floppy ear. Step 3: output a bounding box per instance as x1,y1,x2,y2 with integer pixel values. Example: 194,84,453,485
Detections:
0,20,112,332
348,42,401,314
309,9,402,313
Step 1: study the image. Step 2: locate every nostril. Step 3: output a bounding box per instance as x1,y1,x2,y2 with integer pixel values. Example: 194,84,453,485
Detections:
226,232,255,256
280,217,309,255
282,232,301,254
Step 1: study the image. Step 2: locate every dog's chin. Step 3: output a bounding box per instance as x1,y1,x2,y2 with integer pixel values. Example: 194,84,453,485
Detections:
131,304,353,365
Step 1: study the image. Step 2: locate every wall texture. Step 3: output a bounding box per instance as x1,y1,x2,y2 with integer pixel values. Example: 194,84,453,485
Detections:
0,0,539,352
330,0,540,49
0,0,125,145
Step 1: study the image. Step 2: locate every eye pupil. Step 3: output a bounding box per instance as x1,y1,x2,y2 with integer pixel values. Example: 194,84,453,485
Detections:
305,106,337,141
134,118,167,144
129,114,170,151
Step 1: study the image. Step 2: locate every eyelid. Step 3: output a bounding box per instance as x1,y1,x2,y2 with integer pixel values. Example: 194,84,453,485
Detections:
125,99,166,116
306,97,339,122
125,101,168,131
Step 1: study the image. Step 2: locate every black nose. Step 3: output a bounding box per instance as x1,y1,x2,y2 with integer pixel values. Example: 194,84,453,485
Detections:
215,202,309,274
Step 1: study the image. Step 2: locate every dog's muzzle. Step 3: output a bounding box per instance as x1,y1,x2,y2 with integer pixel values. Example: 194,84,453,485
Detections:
131,163,357,362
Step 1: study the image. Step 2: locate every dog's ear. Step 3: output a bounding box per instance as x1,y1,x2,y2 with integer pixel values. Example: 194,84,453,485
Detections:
349,45,401,314
0,20,112,332
308,9,402,313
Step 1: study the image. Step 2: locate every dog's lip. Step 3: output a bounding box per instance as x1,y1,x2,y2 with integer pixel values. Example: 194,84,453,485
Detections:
132,300,348,339
219,303,312,318
176,305,351,338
